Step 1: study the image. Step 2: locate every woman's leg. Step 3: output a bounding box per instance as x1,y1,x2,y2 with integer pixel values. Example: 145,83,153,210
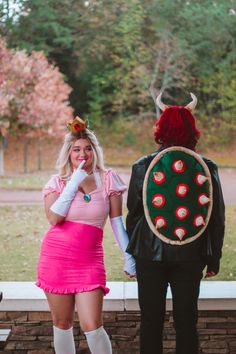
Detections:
75,288,112,354
45,292,75,354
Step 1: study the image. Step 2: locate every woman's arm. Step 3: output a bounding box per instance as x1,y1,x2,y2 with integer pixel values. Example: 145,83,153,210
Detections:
126,162,146,239
49,160,87,221
44,192,65,225
109,194,136,277
109,194,123,218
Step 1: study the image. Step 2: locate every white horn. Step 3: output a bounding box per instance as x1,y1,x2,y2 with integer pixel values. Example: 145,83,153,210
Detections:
155,92,169,111
185,92,197,111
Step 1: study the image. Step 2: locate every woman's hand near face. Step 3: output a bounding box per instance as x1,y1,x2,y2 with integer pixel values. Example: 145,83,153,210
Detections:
49,160,87,219
45,160,86,224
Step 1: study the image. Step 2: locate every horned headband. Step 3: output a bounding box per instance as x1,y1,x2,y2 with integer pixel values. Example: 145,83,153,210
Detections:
156,92,197,112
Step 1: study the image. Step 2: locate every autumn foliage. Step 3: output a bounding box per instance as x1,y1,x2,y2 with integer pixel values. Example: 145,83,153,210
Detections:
0,36,73,137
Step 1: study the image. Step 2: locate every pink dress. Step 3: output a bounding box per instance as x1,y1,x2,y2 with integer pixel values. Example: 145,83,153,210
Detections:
36,169,126,295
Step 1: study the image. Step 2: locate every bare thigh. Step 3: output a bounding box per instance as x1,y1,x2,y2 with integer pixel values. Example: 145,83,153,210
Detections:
45,292,75,329
75,288,104,332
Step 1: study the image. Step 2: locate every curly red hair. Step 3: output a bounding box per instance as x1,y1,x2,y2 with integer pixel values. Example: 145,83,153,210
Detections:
154,106,201,150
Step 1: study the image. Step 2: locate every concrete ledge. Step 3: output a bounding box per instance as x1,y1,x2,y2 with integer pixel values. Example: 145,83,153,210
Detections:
0,329,11,341
0,329,11,350
0,281,236,312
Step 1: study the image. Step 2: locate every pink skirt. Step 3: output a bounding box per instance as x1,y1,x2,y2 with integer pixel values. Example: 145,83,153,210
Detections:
36,221,109,295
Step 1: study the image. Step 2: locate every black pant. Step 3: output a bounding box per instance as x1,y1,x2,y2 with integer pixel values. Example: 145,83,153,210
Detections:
136,259,205,354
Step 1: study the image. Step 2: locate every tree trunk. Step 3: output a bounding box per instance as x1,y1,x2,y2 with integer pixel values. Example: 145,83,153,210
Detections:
0,137,4,176
37,137,42,171
24,139,29,173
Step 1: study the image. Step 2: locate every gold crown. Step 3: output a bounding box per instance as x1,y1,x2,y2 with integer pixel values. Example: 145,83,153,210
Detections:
66,116,88,133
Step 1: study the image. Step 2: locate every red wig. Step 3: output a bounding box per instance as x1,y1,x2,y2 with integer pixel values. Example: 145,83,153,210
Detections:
154,106,201,150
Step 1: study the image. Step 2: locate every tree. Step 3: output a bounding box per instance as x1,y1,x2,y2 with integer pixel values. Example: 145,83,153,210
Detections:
177,0,236,144
2,0,151,121
144,0,236,144
75,0,149,125
2,0,84,113
1,0,236,148
0,35,11,175
0,36,73,174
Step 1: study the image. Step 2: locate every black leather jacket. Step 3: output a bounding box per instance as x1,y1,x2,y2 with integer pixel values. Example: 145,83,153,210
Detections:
126,148,225,274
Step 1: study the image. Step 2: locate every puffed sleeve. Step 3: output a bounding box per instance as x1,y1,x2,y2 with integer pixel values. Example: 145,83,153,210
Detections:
42,175,65,198
105,169,127,196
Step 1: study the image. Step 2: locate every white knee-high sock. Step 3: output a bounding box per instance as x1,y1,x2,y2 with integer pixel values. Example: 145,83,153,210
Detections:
84,326,112,354
53,326,76,354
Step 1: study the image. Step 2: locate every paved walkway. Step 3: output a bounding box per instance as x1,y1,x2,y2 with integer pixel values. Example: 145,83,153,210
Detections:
0,168,235,205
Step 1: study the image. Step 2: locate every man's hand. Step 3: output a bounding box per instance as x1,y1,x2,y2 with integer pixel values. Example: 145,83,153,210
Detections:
204,271,216,278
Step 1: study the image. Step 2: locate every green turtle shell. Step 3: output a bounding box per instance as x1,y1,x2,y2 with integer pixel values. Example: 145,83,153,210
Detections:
143,147,213,245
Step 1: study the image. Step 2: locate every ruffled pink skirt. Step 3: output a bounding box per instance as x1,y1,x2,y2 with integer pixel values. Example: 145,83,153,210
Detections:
36,221,109,295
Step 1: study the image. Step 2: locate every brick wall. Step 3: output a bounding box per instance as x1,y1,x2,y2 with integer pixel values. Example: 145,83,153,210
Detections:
1,310,236,354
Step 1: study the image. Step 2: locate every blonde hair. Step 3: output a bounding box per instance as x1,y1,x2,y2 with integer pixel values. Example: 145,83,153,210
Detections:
56,129,105,180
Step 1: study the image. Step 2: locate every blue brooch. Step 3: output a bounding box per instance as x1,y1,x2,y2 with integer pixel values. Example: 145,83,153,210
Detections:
83,193,91,202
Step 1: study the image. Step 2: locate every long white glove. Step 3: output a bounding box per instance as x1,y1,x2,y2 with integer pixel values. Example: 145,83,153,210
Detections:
110,216,136,276
50,160,88,217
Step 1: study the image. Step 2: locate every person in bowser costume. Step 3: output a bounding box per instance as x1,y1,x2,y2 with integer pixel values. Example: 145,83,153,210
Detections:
126,93,225,354
36,116,136,354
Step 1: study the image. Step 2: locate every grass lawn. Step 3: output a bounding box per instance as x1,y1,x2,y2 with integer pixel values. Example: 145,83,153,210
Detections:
0,173,52,190
0,205,235,281
0,205,129,282
0,169,129,190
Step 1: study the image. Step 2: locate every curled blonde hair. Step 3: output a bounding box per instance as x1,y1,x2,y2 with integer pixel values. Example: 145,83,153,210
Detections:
56,129,105,180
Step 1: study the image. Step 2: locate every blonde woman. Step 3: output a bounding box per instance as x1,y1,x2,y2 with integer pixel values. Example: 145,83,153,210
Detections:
36,117,136,354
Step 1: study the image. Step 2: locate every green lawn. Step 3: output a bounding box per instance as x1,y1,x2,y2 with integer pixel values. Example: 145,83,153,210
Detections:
0,205,235,281
0,173,52,190
0,205,128,281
